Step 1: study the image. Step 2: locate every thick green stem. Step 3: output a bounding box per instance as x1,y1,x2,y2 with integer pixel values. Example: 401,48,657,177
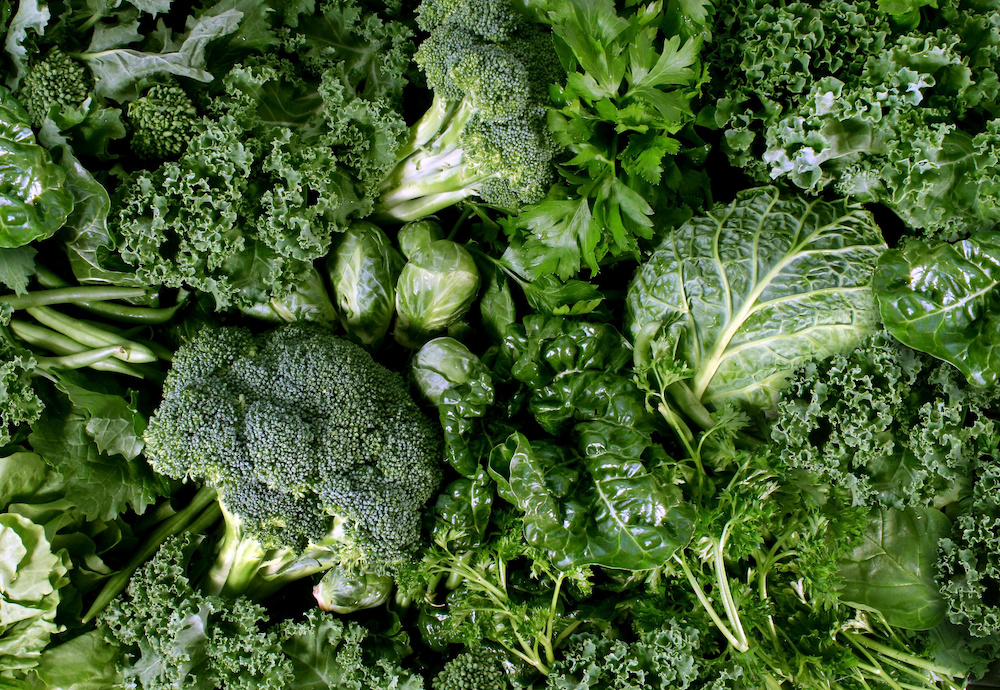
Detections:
25,306,158,363
0,286,152,310
203,511,267,597
36,345,129,371
10,320,147,377
33,267,184,324
83,486,220,622
847,634,967,680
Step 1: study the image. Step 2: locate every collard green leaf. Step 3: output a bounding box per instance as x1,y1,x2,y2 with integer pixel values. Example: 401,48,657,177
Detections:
28,389,168,521
839,506,951,630
626,186,885,411
0,246,36,295
83,9,242,101
873,233,1000,387
489,428,694,571
0,87,74,248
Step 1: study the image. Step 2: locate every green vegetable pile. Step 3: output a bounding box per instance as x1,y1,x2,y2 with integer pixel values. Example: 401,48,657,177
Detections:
2,0,1000,687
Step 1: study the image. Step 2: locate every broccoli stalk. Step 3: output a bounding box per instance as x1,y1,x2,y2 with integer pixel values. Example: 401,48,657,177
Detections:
377,95,485,220
374,0,563,222
202,505,343,599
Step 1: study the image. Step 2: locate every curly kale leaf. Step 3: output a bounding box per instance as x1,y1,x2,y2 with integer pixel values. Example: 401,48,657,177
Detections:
709,0,1000,236
545,621,704,690
101,535,293,690
938,460,1000,638
770,333,1000,509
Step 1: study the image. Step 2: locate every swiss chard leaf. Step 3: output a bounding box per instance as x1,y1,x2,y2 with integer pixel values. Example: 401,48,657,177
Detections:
873,233,1000,387
626,186,885,411
839,506,951,630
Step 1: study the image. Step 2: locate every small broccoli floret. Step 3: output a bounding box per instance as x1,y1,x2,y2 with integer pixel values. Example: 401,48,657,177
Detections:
143,321,443,595
127,83,200,160
18,49,92,125
375,0,562,222
416,0,522,42
433,648,509,690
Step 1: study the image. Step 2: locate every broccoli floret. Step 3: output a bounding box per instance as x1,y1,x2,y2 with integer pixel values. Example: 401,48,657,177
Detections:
433,648,509,690
143,321,443,595
18,49,91,125
127,83,200,160
375,0,562,221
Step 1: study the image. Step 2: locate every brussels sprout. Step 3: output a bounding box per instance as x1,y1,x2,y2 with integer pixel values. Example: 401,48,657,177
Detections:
398,219,444,260
326,221,405,347
240,265,337,323
412,337,493,408
412,338,494,475
394,240,480,348
312,565,393,614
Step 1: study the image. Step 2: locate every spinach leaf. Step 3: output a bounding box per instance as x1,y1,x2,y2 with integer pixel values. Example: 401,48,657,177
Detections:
873,233,1000,387
840,506,951,630
0,87,74,248
488,427,694,571
626,186,885,411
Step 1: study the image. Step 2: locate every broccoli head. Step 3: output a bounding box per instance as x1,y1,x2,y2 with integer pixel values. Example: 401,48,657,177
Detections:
143,322,443,578
375,0,562,221
18,49,92,126
127,83,200,160
433,648,509,690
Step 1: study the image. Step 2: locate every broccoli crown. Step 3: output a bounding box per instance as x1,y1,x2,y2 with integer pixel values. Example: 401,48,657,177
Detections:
18,49,91,125
433,648,509,690
101,535,292,690
461,112,556,207
143,322,443,570
127,83,200,160
415,21,559,120
417,0,523,42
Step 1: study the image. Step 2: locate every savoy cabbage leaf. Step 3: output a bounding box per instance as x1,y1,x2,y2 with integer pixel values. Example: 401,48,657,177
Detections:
625,186,885,412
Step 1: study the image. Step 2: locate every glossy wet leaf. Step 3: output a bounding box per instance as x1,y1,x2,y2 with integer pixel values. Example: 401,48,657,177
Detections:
488,428,694,571
873,233,1000,387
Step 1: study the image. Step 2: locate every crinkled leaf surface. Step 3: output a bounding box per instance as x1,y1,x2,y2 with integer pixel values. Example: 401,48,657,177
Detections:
626,186,885,411
840,506,951,630
28,388,167,521
0,87,74,248
873,233,1000,387
489,427,694,571
84,9,242,101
